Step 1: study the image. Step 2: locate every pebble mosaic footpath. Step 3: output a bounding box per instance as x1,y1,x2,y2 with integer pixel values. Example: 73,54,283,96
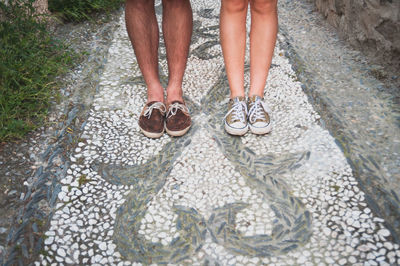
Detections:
12,1,400,265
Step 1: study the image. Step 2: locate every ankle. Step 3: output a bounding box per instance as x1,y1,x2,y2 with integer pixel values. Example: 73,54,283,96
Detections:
230,93,245,99
166,96,184,105
147,93,164,104
147,97,164,104
147,85,164,103
166,88,183,104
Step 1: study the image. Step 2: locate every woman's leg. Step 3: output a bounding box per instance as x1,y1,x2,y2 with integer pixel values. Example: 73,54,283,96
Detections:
220,0,249,98
248,0,278,97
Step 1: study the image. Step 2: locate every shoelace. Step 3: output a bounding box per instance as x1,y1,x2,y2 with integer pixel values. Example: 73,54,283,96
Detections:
248,98,269,123
167,102,189,118
224,100,247,123
143,102,166,118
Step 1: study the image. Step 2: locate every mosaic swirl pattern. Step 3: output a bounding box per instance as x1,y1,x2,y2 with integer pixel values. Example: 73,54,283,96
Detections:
37,1,400,265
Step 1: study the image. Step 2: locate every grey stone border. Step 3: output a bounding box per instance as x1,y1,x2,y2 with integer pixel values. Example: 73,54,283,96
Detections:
277,7,400,245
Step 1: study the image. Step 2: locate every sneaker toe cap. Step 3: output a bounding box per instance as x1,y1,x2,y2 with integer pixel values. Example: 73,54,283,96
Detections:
251,121,270,128
226,121,247,129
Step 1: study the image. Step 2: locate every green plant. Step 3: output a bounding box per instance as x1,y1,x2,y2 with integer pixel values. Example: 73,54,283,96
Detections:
0,0,73,141
48,0,124,22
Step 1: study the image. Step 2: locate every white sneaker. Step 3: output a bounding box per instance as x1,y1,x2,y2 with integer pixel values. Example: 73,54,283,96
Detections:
248,95,272,135
224,96,248,135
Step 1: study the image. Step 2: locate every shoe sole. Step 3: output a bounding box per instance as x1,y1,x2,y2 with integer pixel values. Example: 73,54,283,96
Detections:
249,123,272,135
140,128,164,139
224,123,248,136
165,125,191,137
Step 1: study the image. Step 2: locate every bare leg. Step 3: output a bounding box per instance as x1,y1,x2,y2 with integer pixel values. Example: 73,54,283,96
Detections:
220,0,249,98
249,0,278,97
125,0,164,103
162,0,193,104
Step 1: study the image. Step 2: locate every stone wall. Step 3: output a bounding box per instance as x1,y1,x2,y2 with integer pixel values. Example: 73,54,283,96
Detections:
308,0,400,69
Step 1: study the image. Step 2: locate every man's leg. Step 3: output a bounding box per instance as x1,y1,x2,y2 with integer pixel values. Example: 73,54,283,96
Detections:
162,0,193,104
220,0,249,99
125,0,164,103
248,0,278,97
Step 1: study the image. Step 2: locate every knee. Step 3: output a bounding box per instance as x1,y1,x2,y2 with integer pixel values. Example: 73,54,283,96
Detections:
250,0,277,14
221,0,248,13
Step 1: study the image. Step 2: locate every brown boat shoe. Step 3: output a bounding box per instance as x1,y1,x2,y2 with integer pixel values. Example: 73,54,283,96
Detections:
138,101,166,139
165,101,191,137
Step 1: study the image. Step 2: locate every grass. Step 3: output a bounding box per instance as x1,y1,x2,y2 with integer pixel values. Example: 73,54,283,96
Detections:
0,0,74,141
48,0,124,22
0,0,123,142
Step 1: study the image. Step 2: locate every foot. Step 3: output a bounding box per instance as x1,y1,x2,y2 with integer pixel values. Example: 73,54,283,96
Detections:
138,101,166,139
247,95,272,135
165,101,191,137
224,96,248,136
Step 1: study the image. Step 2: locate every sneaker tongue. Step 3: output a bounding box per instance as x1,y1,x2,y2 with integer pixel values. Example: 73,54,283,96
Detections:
250,95,262,102
233,96,245,102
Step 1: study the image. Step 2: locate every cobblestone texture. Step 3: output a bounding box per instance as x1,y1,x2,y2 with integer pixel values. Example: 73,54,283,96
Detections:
279,0,400,244
1,1,400,265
